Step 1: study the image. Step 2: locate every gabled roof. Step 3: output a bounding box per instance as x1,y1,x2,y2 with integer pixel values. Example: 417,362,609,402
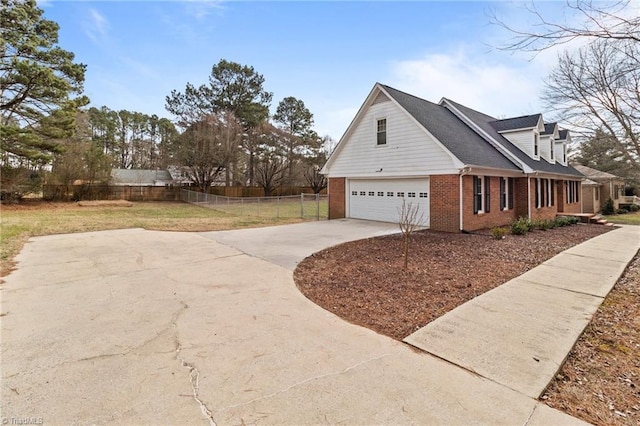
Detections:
542,122,558,136
572,164,624,180
380,85,520,171
489,114,542,132
441,98,583,177
558,129,570,141
111,169,173,184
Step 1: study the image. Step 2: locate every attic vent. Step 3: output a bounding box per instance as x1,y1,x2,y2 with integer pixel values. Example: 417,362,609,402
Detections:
372,92,390,105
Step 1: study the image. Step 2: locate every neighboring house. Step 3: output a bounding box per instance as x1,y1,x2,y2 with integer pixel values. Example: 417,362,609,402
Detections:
572,164,626,212
321,83,584,232
110,169,174,186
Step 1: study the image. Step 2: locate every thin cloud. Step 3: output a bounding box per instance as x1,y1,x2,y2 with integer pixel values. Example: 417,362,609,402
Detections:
85,8,109,44
183,0,225,20
389,49,545,118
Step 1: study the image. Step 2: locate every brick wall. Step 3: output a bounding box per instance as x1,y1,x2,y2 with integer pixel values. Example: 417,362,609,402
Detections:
557,179,582,214
328,177,346,219
461,175,518,231
530,178,562,220
514,178,529,218
430,175,460,232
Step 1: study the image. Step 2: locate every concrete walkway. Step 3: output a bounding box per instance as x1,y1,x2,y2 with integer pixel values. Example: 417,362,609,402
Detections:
1,221,638,425
405,225,640,399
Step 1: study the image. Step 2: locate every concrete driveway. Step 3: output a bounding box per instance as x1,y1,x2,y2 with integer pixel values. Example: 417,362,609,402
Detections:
1,220,581,425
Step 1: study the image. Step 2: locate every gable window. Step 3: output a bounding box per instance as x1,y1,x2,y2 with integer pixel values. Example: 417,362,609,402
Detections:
534,133,539,157
473,176,490,214
376,118,387,145
563,143,567,163
550,140,555,160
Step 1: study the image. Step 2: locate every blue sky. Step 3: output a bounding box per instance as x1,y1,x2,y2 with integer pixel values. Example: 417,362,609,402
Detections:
40,1,571,140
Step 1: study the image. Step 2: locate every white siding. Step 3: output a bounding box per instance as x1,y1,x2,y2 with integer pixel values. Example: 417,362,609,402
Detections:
554,141,567,165
327,100,457,177
501,130,536,159
539,135,555,163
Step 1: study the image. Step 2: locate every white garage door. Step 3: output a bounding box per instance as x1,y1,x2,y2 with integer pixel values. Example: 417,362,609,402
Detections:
348,178,430,226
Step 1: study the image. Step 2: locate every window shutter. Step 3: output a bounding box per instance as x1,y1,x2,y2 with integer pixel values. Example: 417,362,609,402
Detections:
535,179,539,208
500,178,506,210
473,176,479,214
484,176,491,213
508,178,514,210
550,179,555,206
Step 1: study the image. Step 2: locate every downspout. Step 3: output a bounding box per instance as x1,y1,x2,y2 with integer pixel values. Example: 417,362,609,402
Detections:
527,176,532,219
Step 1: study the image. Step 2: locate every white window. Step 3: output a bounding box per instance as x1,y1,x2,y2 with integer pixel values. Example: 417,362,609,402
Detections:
550,140,555,160
533,133,539,157
563,143,567,163
473,176,490,214
376,118,387,145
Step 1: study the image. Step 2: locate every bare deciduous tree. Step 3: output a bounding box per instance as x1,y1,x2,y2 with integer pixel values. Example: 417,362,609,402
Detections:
397,200,426,270
174,111,242,192
491,0,640,54
542,39,639,169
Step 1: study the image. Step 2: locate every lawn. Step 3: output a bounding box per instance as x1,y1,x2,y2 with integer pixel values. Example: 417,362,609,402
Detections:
605,211,640,225
0,200,318,277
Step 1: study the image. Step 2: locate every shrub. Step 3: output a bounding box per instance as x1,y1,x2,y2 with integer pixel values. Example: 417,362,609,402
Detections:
534,219,552,231
616,208,629,214
491,227,508,240
554,216,571,227
567,216,580,225
511,217,530,235
629,204,639,212
601,198,615,215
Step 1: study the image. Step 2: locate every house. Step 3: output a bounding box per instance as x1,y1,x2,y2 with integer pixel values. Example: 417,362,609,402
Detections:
321,83,584,232
110,169,174,186
572,164,626,213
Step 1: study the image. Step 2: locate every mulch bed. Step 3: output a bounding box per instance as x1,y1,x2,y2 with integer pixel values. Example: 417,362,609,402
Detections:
294,224,613,340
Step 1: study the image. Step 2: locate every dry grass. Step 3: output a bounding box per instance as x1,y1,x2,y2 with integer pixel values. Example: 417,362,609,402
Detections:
0,200,308,277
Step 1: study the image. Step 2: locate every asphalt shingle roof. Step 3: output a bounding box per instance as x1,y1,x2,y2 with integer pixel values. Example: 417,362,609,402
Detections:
572,164,623,180
380,85,520,172
558,129,569,140
542,123,557,135
489,115,541,132
111,169,174,185
441,98,583,177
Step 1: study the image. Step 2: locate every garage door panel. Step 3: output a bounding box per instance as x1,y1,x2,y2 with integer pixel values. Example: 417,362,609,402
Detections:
348,178,430,226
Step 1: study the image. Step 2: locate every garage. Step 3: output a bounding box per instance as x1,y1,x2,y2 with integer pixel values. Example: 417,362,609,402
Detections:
348,178,430,226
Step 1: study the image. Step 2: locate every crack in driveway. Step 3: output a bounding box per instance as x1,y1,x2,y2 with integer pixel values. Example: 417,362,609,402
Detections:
172,301,217,426
219,353,391,413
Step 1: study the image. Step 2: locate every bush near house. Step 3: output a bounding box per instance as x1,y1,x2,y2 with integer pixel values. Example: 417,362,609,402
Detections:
601,198,615,215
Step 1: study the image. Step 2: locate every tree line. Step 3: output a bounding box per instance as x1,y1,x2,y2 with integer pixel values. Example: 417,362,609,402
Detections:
1,1,330,201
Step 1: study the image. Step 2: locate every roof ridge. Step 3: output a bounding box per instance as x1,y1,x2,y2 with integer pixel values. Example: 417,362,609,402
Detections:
378,83,441,107
489,113,541,123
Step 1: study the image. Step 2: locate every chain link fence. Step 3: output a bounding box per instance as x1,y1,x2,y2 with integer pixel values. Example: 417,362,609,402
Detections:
181,189,328,220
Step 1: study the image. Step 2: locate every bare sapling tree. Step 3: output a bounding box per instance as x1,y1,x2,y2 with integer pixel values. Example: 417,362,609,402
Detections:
397,199,426,269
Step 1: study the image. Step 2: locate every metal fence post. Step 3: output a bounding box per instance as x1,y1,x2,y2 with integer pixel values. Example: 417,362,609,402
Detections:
300,193,304,218
316,193,320,221
277,196,280,218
